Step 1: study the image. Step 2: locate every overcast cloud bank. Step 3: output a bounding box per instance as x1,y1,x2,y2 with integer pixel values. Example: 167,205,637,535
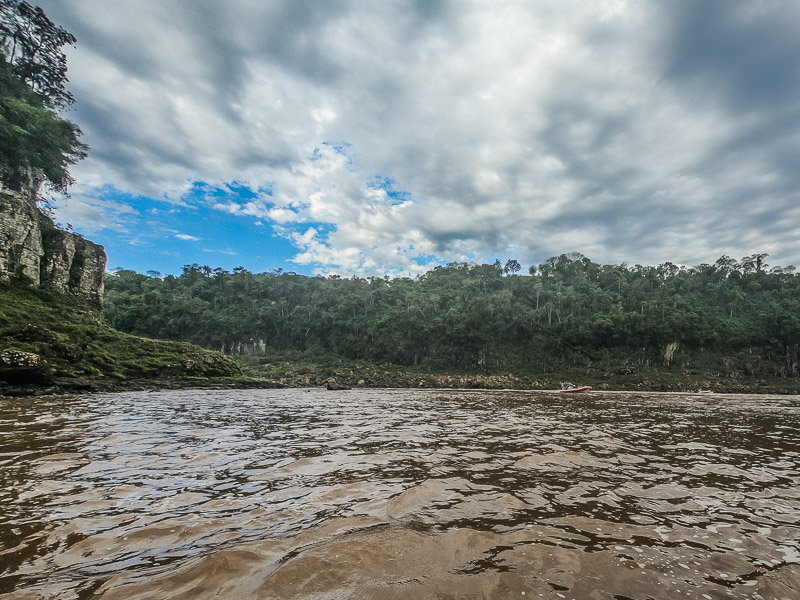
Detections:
40,0,800,275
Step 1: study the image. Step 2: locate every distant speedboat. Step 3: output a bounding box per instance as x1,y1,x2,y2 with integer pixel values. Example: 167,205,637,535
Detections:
559,385,593,393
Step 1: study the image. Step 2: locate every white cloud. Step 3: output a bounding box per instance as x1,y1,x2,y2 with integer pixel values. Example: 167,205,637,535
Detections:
203,248,238,255
175,233,200,241
49,189,138,234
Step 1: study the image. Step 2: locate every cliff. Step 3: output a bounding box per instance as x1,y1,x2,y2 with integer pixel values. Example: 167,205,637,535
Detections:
0,186,106,308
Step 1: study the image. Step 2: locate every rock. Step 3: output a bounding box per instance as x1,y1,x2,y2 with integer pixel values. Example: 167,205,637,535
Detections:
325,378,351,391
15,324,57,342
1,187,106,308
50,377,95,391
0,188,43,285
41,227,106,309
0,350,50,383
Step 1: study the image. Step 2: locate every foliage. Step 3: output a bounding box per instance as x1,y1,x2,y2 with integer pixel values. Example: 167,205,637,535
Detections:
103,254,800,381
0,0,75,108
0,2,86,193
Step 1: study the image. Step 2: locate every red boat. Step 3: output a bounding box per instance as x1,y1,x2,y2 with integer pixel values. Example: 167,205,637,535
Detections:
559,385,593,393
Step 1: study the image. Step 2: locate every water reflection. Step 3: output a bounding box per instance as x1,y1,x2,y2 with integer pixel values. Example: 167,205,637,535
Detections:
0,389,799,599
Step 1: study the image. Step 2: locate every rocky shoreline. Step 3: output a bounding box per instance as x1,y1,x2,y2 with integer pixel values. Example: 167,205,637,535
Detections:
3,364,798,398
285,370,799,395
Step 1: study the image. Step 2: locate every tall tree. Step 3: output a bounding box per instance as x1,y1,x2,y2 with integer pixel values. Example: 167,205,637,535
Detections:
504,258,521,275
0,0,76,108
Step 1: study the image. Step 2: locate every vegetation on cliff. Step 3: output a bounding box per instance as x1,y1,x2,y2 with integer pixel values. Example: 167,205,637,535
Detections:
103,253,800,390
1,3,101,306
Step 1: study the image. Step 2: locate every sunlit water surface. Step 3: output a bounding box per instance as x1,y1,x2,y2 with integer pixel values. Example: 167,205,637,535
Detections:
1,389,799,599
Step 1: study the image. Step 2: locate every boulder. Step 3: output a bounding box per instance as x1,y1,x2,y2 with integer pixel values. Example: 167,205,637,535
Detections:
0,350,50,383
325,378,351,391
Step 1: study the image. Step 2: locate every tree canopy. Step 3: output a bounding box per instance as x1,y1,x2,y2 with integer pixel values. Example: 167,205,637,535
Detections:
0,0,76,108
104,254,800,380
0,0,85,193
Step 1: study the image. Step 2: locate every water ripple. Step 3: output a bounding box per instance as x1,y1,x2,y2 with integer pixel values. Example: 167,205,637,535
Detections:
0,389,798,598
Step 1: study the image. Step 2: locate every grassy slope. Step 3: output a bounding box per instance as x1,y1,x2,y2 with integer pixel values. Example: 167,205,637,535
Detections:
0,283,242,387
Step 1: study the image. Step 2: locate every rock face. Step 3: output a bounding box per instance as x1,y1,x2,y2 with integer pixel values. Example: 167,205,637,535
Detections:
0,186,106,308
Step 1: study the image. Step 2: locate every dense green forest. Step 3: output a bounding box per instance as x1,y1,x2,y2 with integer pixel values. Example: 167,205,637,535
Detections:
104,252,800,382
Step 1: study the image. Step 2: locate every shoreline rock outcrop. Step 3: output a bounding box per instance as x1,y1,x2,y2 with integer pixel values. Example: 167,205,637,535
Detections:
0,350,49,384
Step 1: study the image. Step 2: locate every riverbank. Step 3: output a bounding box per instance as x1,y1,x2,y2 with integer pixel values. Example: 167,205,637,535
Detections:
273,367,800,395
0,374,280,397
232,353,799,394
3,282,798,398
4,365,797,398
2,284,797,398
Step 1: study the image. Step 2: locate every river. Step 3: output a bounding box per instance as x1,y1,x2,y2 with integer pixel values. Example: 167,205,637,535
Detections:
0,389,798,599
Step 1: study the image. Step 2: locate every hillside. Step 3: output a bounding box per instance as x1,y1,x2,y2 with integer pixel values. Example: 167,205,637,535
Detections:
0,283,242,395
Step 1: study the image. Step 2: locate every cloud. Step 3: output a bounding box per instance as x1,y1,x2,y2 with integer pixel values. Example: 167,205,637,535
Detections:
49,185,139,234
175,233,200,241
203,248,239,256
38,0,800,274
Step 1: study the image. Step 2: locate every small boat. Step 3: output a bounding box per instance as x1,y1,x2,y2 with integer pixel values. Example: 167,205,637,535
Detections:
559,385,593,393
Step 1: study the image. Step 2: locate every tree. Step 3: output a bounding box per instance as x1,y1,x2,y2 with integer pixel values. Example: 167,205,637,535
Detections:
0,55,86,192
504,258,521,275
102,253,800,379
0,0,76,109
0,2,86,193
740,253,769,275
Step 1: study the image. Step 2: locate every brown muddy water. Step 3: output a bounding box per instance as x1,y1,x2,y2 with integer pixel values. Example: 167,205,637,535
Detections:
1,389,799,599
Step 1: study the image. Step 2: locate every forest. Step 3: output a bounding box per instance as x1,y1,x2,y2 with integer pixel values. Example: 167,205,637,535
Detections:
104,252,800,382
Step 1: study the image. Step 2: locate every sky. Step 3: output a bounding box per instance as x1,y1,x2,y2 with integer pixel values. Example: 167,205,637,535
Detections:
35,0,800,277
